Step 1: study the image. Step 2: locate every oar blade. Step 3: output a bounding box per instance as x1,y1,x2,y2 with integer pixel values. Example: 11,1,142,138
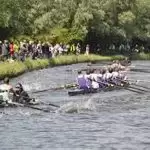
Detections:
32,83,77,94
7,102,51,113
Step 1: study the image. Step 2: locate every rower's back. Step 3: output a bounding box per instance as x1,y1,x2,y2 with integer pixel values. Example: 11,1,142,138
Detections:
89,69,99,89
77,71,87,89
0,77,13,103
0,84,12,91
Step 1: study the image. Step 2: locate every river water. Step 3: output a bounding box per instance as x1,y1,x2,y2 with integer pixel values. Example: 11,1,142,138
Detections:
0,61,150,150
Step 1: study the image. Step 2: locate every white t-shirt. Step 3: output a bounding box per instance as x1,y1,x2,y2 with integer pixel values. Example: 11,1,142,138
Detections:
112,71,119,79
119,71,127,80
0,84,12,102
90,73,99,89
103,72,112,81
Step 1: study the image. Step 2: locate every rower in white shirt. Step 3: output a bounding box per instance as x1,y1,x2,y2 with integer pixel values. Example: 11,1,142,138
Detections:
104,67,113,82
89,69,100,89
119,70,128,81
98,68,109,87
111,68,121,85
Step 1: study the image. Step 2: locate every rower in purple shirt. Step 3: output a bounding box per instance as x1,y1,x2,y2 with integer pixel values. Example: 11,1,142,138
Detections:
76,70,91,91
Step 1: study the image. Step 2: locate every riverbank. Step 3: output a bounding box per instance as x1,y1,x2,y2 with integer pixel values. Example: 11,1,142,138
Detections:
0,54,125,80
131,52,150,60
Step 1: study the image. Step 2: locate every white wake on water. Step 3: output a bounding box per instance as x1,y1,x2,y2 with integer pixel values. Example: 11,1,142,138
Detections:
56,97,97,113
22,83,42,92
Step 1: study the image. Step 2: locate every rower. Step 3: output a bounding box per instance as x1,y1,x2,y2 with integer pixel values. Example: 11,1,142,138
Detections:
76,71,91,91
84,70,92,89
89,69,99,89
111,60,120,70
107,67,113,81
0,77,13,91
13,83,31,104
119,69,128,82
0,77,14,103
96,68,109,88
102,67,113,83
111,68,121,85
111,67,128,86
96,69,105,88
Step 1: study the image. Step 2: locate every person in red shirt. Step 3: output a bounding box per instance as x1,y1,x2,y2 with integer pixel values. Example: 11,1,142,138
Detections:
9,42,14,58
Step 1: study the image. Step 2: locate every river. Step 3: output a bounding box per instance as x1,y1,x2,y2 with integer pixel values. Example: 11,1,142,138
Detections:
0,61,150,150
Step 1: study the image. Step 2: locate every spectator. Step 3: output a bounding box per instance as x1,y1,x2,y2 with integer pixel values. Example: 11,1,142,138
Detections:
2,40,10,61
9,42,14,58
0,41,2,55
85,44,90,55
19,44,27,61
37,41,42,58
58,43,64,55
76,43,81,55
13,42,19,59
0,39,87,62
70,44,76,54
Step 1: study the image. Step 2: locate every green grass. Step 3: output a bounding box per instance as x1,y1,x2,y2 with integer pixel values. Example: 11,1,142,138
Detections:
0,54,125,80
24,59,49,70
132,52,150,60
0,61,27,80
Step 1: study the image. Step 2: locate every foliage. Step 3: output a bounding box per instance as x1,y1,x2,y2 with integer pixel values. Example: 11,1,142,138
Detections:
0,0,150,44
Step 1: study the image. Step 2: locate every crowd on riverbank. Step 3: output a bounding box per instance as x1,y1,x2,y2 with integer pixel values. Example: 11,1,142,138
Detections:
0,40,91,62
1,38,149,63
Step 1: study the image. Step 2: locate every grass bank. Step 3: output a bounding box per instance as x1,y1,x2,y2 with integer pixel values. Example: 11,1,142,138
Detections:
0,54,125,80
131,52,150,60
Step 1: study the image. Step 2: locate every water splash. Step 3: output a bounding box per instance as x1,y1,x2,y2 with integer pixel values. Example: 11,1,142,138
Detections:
17,108,31,117
21,83,42,92
56,102,79,113
56,97,97,114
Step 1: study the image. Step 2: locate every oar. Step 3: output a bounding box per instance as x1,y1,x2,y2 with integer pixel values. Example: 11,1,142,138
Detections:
40,102,60,108
94,79,143,94
8,102,50,112
128,86,149,93
113,84,144,94
103,80,145,94
12,94,60,108
125,88,144,94
114,81,147,94
129,79,150,83
133,84,150,90
136,79,150,84
129,79,150,90
32,83,77,94
131,68,150,73
110,78,150,92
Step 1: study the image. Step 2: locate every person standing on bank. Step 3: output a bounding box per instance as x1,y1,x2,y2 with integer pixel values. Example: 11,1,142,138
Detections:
85,44,90,55
1,40,10,61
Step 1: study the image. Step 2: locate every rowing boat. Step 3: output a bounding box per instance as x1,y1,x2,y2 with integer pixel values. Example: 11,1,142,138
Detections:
68,83,129,96
0,98,40,108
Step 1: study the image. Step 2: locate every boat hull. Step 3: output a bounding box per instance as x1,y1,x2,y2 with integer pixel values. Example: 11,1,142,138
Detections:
0,99,39,108
68,84,129,96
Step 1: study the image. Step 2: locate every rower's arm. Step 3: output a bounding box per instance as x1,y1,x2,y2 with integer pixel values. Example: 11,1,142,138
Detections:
76,78,80,87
